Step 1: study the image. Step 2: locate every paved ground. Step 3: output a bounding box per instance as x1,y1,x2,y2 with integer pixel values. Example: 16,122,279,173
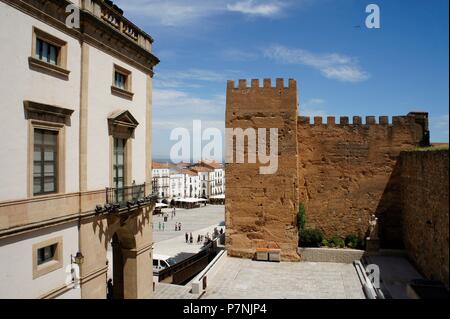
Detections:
153,205,224,243
154,282,197,299
202,256,366,299
364,253,424,299
153,205,225,261
154,225,225,262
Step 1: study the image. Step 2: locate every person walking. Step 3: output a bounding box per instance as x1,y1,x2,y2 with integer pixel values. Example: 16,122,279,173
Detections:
185,232,189,243
107,279,113,299
189,233,193,244
178,222,182,231
158,222,161,231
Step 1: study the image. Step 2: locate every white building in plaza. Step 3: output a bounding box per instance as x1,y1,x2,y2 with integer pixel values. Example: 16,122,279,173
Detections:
151,160,225,200
169,169,185,199
152,162,170,199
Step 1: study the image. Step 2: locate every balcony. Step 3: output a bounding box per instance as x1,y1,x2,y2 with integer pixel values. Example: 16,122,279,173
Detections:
95,184,157,214
82,0,154,52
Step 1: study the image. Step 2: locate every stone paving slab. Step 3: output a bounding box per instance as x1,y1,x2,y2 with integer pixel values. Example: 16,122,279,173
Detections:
202,256,366,299
153,205,225,243
154,282,197,299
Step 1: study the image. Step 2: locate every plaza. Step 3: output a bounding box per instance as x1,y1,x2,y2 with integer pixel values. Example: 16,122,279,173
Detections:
201,257,365,299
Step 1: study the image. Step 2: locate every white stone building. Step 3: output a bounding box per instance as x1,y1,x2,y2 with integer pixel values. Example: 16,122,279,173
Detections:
169,169,185,198
0,0,158,299
152,162,170,199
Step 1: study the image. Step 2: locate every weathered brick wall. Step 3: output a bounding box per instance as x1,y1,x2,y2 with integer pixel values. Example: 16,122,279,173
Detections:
401,149,449,288
225,78,300,261
297,114,427,247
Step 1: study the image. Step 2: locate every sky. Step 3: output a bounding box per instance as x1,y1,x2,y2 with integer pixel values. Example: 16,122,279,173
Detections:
115,0,449,160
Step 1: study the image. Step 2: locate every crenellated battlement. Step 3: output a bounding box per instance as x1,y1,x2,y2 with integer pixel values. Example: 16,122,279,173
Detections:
298,113,427,127
227,78,297,90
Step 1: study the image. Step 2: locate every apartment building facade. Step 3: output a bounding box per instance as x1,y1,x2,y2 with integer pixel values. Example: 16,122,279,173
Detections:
151,161,225,200
152,162,170,199
0,0,159,299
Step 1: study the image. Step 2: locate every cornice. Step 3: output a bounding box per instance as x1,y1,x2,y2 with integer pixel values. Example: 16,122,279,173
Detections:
0,0,160,75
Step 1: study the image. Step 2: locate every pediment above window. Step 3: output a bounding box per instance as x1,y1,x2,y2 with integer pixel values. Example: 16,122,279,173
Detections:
24,101,74,126
108,110,139,138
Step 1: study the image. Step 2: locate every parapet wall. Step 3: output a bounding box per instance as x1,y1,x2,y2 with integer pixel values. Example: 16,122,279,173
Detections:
401,149,449,288
297,112,428,246
225,78,300,261
225,77,433,260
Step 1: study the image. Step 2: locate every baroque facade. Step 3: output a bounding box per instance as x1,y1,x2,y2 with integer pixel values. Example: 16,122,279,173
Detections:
0,0,158,299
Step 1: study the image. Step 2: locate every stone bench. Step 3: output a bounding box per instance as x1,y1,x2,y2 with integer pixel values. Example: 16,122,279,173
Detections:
255,248,281,262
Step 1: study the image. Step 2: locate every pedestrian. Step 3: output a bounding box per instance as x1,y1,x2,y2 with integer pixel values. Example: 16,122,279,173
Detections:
197,234,201,244
190,233,193,244
185,232,189,243
179,222,182,231
158,222,161,231
162,223,165,231
175,222,178,231
107,279,113,299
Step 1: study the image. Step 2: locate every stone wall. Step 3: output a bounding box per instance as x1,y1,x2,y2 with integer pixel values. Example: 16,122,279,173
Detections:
225,78,300,261
297,114,428,247
401,149,449,288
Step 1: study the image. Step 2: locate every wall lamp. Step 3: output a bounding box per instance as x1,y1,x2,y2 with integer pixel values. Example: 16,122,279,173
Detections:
71,252,85,266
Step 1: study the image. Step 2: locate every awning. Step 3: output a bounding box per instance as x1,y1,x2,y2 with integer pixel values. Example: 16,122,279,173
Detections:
174,198,208,203
210,195,225,199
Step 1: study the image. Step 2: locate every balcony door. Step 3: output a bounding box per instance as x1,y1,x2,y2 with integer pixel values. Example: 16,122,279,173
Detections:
113,138,126,203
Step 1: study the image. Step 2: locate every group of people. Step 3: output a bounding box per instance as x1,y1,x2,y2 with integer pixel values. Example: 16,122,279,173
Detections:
184,227,225,245
156,207,179,232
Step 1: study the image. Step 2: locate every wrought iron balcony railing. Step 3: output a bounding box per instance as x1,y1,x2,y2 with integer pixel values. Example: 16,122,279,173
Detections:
95,184,158,214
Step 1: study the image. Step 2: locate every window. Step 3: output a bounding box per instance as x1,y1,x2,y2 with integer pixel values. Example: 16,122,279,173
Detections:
32,237,63,279
33,129,58,195
35,38,59,65
113,138,126,202
114,71,127,90
111,64,133,100
37,244,57,265
29,27,69,79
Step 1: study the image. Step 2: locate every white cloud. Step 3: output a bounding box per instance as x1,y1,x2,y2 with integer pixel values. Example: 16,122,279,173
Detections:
115,0,290,26
153,89,225,115
300,98,329,117
430,114,449,142
221,49,258,61
227,0,284,16
263,44,370,83
155,68,236,89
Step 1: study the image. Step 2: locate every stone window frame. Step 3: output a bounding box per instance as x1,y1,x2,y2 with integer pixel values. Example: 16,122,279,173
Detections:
28,120,66,198
111,64,134,100
107,111,139,188
32,237,63,279
29,27,70,80
109,133,133,189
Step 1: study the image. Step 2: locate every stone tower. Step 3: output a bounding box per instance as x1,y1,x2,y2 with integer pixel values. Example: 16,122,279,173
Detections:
225,78,300,261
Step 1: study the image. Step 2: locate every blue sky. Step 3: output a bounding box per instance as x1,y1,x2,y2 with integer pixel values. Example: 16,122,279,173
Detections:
115,0,449,159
